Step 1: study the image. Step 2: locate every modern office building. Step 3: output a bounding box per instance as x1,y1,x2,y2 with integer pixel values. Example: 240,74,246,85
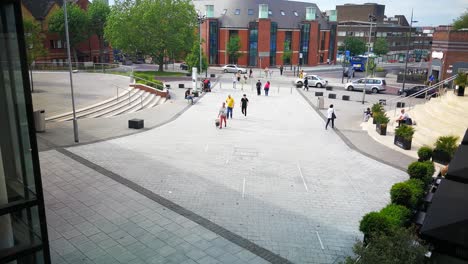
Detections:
192,0,338,67
0,0,50,263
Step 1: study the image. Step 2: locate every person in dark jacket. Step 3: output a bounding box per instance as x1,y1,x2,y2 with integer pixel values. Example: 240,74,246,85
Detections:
256,80,262,96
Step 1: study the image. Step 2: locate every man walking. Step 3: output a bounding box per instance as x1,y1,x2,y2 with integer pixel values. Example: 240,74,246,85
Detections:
240,94,249,116
226,95,235,119
256,80,262,96
280,65,284,75
303,77,309,91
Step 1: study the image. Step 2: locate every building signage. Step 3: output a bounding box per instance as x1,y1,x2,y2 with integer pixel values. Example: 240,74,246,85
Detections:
432,51,444,59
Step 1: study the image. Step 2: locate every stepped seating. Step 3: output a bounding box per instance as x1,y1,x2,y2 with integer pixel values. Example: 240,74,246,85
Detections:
47,87,166,122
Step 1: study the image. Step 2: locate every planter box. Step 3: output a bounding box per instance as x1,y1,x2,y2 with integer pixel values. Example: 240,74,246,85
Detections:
457,85,465,96
328,93,336,99
376,123,387,135
178,83,185,88
394,135,412,150
326,87,333,91
342,95,350,101
375,71,387,77
129,119,144,129
315,92,323,96
432,149,451,165
210,74,216,78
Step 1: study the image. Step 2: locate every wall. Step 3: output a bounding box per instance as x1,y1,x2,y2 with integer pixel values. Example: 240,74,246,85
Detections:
432,31,468,80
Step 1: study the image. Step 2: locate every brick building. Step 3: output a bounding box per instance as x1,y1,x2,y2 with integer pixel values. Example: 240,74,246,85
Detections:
21,0,113,64
192,0,338,67
430,29,468,81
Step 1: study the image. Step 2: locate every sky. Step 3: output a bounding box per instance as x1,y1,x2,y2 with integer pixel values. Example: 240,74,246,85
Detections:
106,0,466,26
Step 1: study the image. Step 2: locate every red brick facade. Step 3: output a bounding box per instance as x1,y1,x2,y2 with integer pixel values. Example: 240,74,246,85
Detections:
430,30,468,80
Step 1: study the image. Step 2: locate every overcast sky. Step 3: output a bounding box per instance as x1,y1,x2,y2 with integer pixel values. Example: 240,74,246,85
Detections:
107,0,466,26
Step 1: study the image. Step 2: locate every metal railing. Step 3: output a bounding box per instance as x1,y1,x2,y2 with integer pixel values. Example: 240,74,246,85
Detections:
132,75,165,91
31,61,134,74
113,84,143,109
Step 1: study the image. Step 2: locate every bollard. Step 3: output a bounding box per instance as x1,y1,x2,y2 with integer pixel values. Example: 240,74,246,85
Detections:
220,82,222,89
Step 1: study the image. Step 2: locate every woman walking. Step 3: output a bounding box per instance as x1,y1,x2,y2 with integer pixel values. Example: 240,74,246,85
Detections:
325,104,336,129
218,102,227,129
264,81,270,96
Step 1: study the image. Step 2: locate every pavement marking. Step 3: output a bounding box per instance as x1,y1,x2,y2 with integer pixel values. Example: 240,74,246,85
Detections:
225,159,229,164
204,144,209,153
316,231,325,250
242,176,246,199
296,162,309,192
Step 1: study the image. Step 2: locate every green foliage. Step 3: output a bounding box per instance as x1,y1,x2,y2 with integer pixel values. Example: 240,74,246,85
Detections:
185,40,208,73
434,135,459,158
227,35,242,64
367,57,376,75
88,0,110,62
359,212,393,238
282,40,292,65
407,161,435,183
453,11,468,30
371,103,384,114
339,37,366,56
379,204,411,228
373,112,389,124
343,227,429,264
375,67,385,72
454,72,467,86
417,146,433,161
390,179,425,209
105,0,196,71
373,38,389,56
395,125,415,141
406,179,425,207
23,17,47,65
48,3,89,62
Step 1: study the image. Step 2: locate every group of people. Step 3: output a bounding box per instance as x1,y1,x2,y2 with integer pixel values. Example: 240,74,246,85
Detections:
232,72,249,88
255,80,271,96
217,94,249,129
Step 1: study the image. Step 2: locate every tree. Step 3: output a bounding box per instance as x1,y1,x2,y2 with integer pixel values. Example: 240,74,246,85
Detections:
23,17,47,92
227,35,241,64
282,40,292,65
48,3,89,63
453,10,468,30
339,37,366,56
105,0,196,72
185,39,208,73
373,38,389,56
88,0,110,63
344,227,428,264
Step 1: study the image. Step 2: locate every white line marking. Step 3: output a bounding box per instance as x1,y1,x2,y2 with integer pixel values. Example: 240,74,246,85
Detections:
242,176,246,199
225,159,229,165
316,231,325,250
297,162,309,192
204,144,209,153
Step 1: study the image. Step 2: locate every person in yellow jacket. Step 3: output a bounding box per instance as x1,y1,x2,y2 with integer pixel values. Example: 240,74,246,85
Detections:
226,95,235,119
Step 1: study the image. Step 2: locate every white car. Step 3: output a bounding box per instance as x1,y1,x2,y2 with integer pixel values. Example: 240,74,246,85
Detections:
222,64,247,74
295,75,328,88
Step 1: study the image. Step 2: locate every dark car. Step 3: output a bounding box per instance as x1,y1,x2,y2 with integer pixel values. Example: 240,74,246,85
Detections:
398,85,436,98
180,62,188,70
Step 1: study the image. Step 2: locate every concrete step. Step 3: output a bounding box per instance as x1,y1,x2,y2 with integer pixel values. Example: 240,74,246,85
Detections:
145,95,162,109
83,90,145,119
126,93,156,114
102,92,152,117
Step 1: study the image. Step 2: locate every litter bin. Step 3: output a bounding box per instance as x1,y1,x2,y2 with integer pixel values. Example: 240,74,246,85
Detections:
34,110,46,132
317,96,324,109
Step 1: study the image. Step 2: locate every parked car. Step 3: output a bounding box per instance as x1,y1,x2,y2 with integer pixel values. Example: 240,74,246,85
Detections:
345,78,386,93
222,64,247,74
295,75,328,88
398,85,436,98
180,62,188,70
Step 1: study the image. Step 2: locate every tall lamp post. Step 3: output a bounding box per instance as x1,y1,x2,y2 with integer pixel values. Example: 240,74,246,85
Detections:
362,13,377,104
197,12,206,90
402,9,417,90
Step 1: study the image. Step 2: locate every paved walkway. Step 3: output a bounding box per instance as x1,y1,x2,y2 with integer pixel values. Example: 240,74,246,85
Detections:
42,80,407,264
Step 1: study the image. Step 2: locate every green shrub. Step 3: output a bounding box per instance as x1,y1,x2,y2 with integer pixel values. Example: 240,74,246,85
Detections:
375,67,385,72
407,161,434,183
417,146,433,161
434,135,459,158
395,125,415,141
406,179,425,207
374,112,390,124
390,183,412,207
380,204,411,228
359,212,393,238
371,103,384,114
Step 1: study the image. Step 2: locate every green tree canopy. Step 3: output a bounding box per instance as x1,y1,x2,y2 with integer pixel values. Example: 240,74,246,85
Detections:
282,40,292,65
88,0,110,62
227,35,242,64
105,0,196,71
48,3,89,63
453,10,468,30
23,17,47,65
185,39,207,74
373,38,389,56
339,37,366,56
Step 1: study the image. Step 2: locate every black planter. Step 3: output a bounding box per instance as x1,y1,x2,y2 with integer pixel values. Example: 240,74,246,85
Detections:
432,149,451,165
396,102,405,108
457,85,465,96
376,123,387,135
315,92,323,96
373,118,377,124
328,93,336,99
342,95,350,101
394,135,412,150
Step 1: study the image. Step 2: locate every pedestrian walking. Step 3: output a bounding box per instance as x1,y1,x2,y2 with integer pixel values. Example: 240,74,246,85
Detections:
232,74,237,89
264,67,269,78
325,104,336,129
226,95,234,119
303,77,309,91
240,94,249,116
218,102,227,129
236,72,241,82
249,68,253,78
264,81,270,96
279,65,284,75
256,80,262,96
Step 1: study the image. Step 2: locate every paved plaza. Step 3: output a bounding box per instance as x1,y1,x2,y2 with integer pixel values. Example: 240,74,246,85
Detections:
40,76,408,263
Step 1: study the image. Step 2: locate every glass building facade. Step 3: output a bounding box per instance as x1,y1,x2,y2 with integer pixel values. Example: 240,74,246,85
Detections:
208,21,218,65
0,0,50,263
248,22,258,66
269,22,277,66
299,23,310,65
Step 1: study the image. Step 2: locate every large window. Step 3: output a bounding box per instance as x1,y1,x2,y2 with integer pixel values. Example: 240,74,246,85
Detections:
208,21,218,64
248,22,258,66
328,24,337,63
299,23,310,65
269,22,277,66
283,31,292,65
0,1,50,263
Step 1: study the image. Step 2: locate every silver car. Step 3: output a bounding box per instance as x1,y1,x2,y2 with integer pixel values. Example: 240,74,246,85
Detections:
222,64,247,74
295,75,328,88
345,78,386,93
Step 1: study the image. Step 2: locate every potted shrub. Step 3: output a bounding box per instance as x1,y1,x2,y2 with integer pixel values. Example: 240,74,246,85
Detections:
394,125,415,150
374,113,390,135
407,161,435,184
454,72,467,96
417,146,433,161
432,135,459,165
359,212,393,242
371,103,384,124
374,67,387,77
379,204,411,228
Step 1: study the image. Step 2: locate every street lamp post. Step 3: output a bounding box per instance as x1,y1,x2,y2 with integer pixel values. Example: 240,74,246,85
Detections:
402,9,417,90
197,12,206,91
362,14,376,104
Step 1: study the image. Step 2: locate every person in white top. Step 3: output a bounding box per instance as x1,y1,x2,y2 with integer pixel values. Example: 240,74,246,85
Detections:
396,109,410,127
325,104,336,129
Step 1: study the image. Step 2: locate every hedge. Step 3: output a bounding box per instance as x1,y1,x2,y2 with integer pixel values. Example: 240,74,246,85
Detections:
417,146,433,161
379,204,411,228
359,212,393,238
390,179,425,209
407,161,435,183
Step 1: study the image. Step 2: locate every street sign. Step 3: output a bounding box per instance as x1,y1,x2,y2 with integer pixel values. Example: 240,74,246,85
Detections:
258,52,269,57
345,50,350,57
299,53,303,59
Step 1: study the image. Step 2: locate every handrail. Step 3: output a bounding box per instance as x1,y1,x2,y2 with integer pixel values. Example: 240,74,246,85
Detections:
132,75,165,91
113,84,144,109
